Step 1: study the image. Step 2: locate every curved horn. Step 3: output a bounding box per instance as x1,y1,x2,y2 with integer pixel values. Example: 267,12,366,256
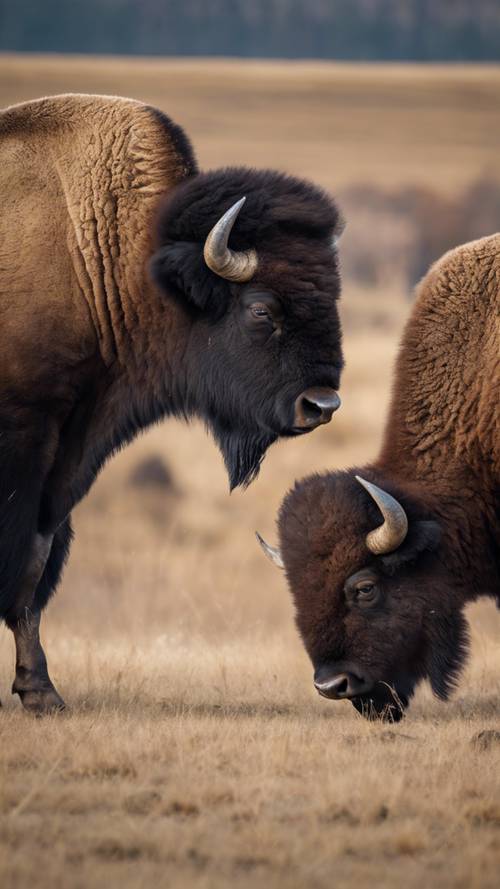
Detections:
255,532,284,569
355,475,408,555
203,196,258,282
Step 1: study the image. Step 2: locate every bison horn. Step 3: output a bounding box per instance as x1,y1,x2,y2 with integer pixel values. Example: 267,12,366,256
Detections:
203,196,258,282
255,532,284,569
355,475,408,555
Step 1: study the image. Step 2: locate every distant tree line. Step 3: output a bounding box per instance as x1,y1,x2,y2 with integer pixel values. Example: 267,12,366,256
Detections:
2,0,500,59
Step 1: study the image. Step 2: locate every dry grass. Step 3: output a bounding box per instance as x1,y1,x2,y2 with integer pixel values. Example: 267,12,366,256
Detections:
0,55,499,889
1,629,499,889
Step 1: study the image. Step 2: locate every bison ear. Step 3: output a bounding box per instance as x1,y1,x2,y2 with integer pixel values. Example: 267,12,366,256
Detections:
149,242,229,313
381,520,441,574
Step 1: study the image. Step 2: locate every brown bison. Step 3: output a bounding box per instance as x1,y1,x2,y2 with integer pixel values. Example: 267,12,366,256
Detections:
0,94,344,712
259,234,499,721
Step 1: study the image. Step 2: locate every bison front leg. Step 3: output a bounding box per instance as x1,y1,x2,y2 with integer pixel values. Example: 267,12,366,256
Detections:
7,533,65,714
11,606,65,713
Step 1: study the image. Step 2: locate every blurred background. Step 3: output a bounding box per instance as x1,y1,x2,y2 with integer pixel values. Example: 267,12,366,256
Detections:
2,1,500,60
0,0,499,669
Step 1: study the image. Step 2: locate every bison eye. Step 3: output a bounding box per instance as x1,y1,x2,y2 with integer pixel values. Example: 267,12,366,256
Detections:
242,291,283,332
355,581,379,604
250,303,272,321
345,571,381,608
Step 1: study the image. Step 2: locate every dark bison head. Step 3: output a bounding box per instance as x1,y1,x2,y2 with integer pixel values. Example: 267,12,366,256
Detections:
150,167,343,488
258,471,469,721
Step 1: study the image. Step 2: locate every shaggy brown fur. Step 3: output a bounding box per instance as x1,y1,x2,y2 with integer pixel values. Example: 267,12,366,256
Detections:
0,94,344,712
279,234,499,720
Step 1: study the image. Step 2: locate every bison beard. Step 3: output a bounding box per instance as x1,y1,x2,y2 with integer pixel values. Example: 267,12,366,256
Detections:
352,610,470,722
212,420,277,490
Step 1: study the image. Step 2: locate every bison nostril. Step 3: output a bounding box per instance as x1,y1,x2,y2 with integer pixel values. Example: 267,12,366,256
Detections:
293,387,340,429
314,670,368,700
334,676,349,695
314,672,349,698
301,396,323,423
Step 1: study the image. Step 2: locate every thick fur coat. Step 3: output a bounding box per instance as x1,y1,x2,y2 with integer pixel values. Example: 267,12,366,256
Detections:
0,93,343,633
279,234,499,718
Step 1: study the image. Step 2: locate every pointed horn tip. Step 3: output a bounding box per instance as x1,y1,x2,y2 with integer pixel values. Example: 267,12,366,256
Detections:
355,474,372,489
355,475,382,503
255,531,265,549
222,195,247,220
355,475,399,502
255,531,284,569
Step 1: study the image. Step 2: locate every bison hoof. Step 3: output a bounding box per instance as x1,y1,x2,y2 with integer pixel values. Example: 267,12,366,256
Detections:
14,685,66,715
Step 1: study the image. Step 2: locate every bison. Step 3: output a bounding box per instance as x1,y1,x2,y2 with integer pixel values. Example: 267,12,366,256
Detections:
0,93,344,712
259,234,499,721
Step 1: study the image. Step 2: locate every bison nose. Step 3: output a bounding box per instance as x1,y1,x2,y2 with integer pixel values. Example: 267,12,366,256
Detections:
314,671,367,700
293,387,340,430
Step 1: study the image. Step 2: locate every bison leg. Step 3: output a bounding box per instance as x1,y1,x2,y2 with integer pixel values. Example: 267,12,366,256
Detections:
10,606,65,713
10,520,73,713
6,532,65,714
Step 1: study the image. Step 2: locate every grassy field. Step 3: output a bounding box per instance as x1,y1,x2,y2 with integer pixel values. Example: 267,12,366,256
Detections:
0,55,499,889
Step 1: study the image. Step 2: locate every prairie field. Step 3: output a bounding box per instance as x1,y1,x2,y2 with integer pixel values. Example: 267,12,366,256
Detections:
0,55,499,889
